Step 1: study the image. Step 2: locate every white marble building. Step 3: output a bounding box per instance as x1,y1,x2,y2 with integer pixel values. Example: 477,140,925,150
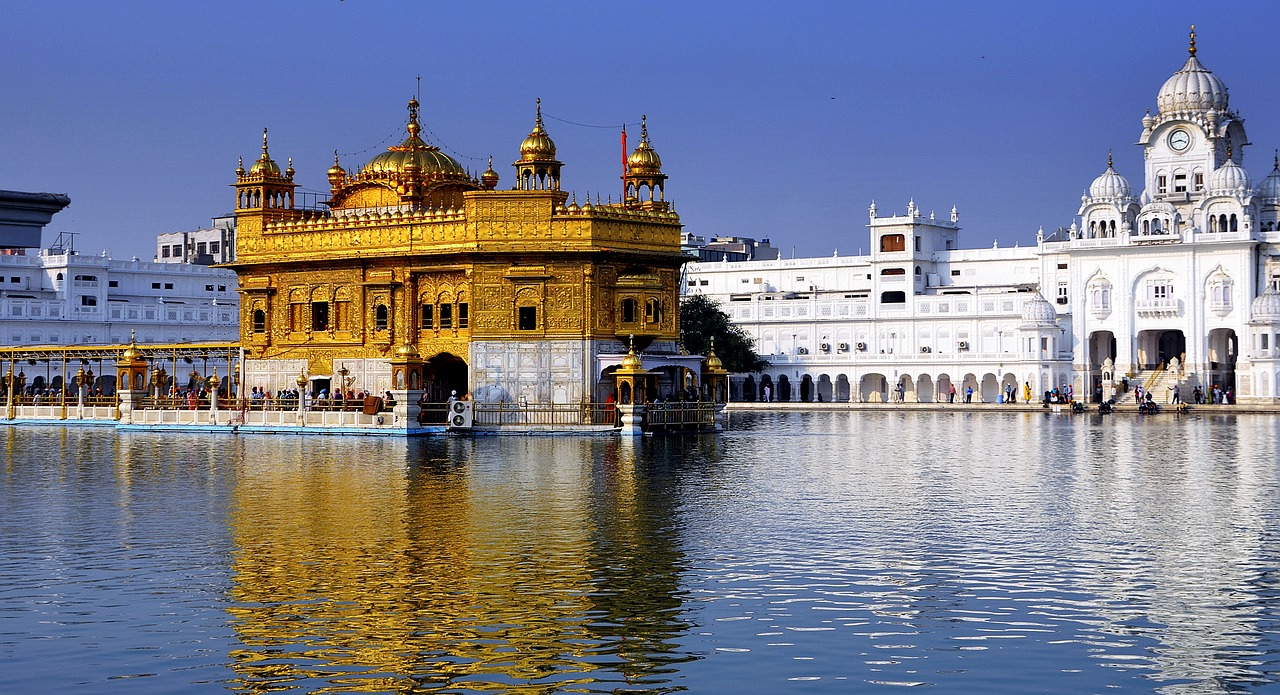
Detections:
686,33,1280,404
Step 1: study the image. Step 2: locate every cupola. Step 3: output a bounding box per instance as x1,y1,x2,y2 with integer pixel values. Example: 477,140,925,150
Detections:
513,99,563,191
1156,26,1229,115
1088,152,1133,200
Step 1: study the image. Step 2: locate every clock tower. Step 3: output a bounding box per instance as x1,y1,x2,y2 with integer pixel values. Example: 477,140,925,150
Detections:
1137,26,1247,217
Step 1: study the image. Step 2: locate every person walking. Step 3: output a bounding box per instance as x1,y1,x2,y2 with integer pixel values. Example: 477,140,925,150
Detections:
948,384,956,403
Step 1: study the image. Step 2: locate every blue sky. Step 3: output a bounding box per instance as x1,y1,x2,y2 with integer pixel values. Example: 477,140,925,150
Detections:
3,1,1278,260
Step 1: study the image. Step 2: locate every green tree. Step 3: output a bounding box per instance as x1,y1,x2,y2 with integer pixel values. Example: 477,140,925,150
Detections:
679,293,768,373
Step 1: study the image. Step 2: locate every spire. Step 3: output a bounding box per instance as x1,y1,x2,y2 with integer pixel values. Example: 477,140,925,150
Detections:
1107,149,1113,169
407,97,422,138
262,128,269,155
1189,24,1197,57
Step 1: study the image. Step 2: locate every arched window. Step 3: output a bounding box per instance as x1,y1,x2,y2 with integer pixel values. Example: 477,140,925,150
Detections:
375,304,388,331
252,309,266,333
1209,215,1218,233
645,298,662,323
914,266,922,276
420,303,433,329
621,298,638,323
1108,220,1116,237
1230,214,1238,232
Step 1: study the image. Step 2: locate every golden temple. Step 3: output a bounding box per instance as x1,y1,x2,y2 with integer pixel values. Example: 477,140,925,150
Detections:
227,98,694,405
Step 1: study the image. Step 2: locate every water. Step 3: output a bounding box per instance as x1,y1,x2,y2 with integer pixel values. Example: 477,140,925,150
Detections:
2,411,1279,693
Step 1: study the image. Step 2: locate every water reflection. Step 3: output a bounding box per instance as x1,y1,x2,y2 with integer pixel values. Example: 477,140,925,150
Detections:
3,414,1280,693
223,436,692,693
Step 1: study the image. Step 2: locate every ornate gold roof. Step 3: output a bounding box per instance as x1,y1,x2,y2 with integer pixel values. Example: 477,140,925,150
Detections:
627,116,663,175
364,99,466,177
518,99,557,161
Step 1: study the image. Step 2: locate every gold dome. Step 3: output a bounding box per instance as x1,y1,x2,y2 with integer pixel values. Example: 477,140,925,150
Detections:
364,99,466,177
518,98,557,161
393,342,421,359
626,116,663,174
704,347,724,372
481,155,499,189
620,348,643,371
248,128,282,176
120,331,145,361
327,150,346,182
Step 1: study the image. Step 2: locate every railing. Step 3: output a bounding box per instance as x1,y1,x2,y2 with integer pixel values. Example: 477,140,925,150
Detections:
645,402,716,429
1142,362,1166,393
472,402,619,427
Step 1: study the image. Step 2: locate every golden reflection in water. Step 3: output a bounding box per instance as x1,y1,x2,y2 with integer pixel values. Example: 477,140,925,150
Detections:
223,436,690,693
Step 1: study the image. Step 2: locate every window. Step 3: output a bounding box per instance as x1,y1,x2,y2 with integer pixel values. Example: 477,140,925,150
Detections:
171,244,181,257
880,234,905,252
420,303,434,329
915,266,922,276
914,236,921,252
950,270,961,277
1157,175,1167,194
162,246,170,258
312,301,329,331
205,284,214,292
880,291,906,303
880,267,905,276
1194,172,1204,191
108,280,118,288
1057,263,1068,270
152,282,161,289
209,242,219,254
458,302,468,329
621,298,638,323
164,283,173,290
646,298,662,323
218,285,226,292
80,296,97,306
439,303,453,329
795,276,805,282
374,304,389,331
1174,173,1187,193
1057,283,1069,305
518,306,537,330
1263,334,1270,350
197,242,207,255
252,309,266,333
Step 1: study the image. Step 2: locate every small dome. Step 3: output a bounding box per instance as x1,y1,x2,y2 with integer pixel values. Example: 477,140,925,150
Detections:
1209,157,1250,194
481,155,499,189
704,347,724,372
1251,285,1280,323
1089,155,1132,200
394,342,420,359
248,128,281,176
518,98,557,161
620,346,644,371
327,151,346,181
365,99,466,177
1021,292,1057,326
1255,153,1280,201
627,116,663,174
1156,30,1229,114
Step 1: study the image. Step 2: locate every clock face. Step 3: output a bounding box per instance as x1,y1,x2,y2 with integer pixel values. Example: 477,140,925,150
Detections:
1168,129,1191,152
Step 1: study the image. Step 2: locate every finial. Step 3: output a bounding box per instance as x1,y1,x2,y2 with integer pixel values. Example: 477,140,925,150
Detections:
1228,142,1233,160
640,114,648,140
535,97,543,125
130,329,137,344
262,128,269,154
628,334,636,351
487,155,493,167
407,97,421,137
1108,149,1113,168
1274,149,1278,169
1189,24,1197,57
334,150,340,165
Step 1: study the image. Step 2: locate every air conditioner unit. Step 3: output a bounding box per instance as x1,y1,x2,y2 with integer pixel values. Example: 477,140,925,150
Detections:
820,343,831,353
447,399,473,429
958,340,969,350
797,347,809,355
920,346,931,353
838,342,849,353
856,342,867,351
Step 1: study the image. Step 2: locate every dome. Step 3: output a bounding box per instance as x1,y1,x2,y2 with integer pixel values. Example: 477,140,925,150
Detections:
704,347,724,372
1252,285,1280,323
364,99,466,177
1156,30,1229,114
1255,153,1280,201
1020,292,1057,326
393,342,420,359
1209,157,1251,194
626,116,663,174
480,155,499,189
518,99,557,161
1088,155,1132,200
120,331,145,361
248,128,281,176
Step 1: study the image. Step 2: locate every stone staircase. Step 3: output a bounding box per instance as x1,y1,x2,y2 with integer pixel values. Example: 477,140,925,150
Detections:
1114,365,1185,405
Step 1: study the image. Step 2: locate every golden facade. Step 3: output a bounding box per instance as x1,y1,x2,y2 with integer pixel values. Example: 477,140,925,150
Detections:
227,100,686,402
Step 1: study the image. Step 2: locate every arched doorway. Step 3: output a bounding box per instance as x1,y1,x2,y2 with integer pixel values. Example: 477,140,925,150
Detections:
980,373,999,402
860,373,888,402
425,352,468,401
759,374,774,402
1208,328,1237,394
799,375,814,402
741,374,757,402
916,374,934,402
1136,329,1185,369
1001,373,1018,402
936,373,954,402
777,375,792,402
834,374,851,402
817,374,833,402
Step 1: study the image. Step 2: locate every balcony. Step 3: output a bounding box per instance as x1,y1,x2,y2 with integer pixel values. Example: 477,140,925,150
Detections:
1134,297,1181,318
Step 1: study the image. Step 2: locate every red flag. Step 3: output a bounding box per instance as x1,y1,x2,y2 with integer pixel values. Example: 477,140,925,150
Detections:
621,124,628,199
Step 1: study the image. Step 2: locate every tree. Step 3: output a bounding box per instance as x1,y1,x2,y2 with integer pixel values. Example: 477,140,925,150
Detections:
679,293,768,373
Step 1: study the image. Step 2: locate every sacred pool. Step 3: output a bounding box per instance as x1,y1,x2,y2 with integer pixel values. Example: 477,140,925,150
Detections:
2,411,1277,693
